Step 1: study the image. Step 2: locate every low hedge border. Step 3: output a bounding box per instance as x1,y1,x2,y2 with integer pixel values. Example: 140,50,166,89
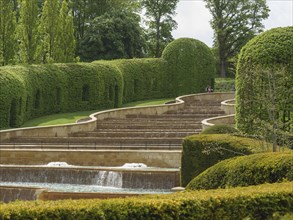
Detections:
181,134,273,186
186,152,292,190
0,182,292,220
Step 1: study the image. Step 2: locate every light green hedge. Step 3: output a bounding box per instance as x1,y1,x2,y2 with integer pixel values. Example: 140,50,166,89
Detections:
236,27,293,134
0,182,292,220
181,134,272,186
0,38,215,129
187,152,292,190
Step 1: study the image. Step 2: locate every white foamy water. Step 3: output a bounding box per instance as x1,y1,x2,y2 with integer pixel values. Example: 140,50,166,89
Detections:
46,162,71,167
96,171,122,188
121,163,147,168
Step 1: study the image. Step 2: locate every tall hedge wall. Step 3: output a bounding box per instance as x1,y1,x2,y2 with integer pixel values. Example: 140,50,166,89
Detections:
181,134,273,186
187,152,292,190
0,38,215,129
162,38,216,97
236,27,293,134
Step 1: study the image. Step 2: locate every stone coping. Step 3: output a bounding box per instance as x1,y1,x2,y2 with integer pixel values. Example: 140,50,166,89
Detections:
0,92,234,141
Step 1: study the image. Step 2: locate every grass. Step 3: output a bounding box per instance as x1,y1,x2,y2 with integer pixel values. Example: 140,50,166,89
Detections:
21,98,174,128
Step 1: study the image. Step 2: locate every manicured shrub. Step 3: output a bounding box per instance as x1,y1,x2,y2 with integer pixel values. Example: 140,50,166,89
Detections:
162,38,216,97
201,124,238,134
181,134,272,186
236,27,293,135
187,152,292,190
0,182,292,220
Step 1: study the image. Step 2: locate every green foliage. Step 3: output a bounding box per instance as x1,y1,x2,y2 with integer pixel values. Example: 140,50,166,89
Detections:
36,0,60,63
181,134,271,186
0,182,292,220
142,0,179,57
187,152,292,190
214,77,235,92
17,0,39,64
236,27,293,147
54,0,76,63
204,0,269,77
162,38,216,97
79,10,146,61
0,0,17,66
201,124,238,134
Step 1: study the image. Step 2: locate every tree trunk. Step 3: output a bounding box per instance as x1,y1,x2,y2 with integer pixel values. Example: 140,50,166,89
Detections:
220,59,226,78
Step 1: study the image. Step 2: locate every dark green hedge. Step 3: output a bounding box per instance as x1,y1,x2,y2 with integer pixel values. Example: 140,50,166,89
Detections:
181,134,272,186
162,38,216,97
0,38,215,129
236,27,293,134
0,182,292,220
187,152,292,190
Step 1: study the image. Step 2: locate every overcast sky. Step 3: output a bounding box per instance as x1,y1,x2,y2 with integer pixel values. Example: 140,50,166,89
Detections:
172,0,293,47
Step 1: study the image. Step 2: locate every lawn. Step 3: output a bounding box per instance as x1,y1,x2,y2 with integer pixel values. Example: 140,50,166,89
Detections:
21,98,174,128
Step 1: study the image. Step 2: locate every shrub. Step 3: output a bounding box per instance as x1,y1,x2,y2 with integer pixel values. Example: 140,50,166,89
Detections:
236,27,293,135
201,124,238,134
187,152,292,190
0,182,292,220
162,38,216,97
181,134,272,186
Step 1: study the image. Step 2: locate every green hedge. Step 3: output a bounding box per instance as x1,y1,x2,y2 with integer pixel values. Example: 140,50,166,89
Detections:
181,134,272,186
187,152,292,190
0,182,292,220
236,27,293,134
201,124,238,134
0,38,215,129
162,38,216,97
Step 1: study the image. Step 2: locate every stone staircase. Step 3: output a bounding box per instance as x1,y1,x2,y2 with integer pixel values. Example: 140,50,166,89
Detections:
1,99,225,150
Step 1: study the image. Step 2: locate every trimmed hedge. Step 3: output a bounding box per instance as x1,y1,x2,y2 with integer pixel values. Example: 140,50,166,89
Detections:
162,38,216,97
187,152,292,190
0,182,292,220
181,134,272,186
0,38,215,129
236,27,293,134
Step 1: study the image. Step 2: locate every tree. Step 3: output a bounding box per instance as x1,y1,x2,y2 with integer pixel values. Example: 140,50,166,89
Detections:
141,0,179,57
0,0,17,66
204,0,269,77
36,0,60,63
17,0,39,64
79,10,146,61
55,0,76,63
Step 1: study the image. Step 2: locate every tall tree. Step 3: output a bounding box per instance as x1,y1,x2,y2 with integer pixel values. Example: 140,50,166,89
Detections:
17,0,39,64
141,0,179,58
0,0,17,66
204,0,269,77
79,10,146,61
36,0,60,63
55,0,76,63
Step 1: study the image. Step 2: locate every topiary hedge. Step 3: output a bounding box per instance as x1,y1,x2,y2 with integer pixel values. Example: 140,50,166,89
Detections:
236,27,293,135
181,134,272,186
162,38,216,97
187,152,292,190
0,38,215,129
0,182,292,220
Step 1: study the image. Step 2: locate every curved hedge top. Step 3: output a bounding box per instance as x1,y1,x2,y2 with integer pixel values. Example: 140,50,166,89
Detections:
236,27,293,134
186,152,292,190
162,38,215,97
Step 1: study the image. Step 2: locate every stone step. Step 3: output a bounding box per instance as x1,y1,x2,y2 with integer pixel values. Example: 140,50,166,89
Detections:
166,109,224,114
8,137,184,145
72,131,197,138
125,114,218,119
95,128,202,133
97,123,202,129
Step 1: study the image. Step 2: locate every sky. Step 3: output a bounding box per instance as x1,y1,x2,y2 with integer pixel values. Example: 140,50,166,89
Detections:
172,0,293,47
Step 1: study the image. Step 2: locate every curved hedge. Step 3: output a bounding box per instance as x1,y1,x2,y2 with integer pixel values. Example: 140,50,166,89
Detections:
0,38,215,129
187,152,292,190
162,38,215,97
236,27,293,134
1,182,292,220
181,134,272,186
201,124,238,134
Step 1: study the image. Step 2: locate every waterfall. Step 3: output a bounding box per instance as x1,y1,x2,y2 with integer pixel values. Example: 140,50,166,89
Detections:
96,171,122,188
